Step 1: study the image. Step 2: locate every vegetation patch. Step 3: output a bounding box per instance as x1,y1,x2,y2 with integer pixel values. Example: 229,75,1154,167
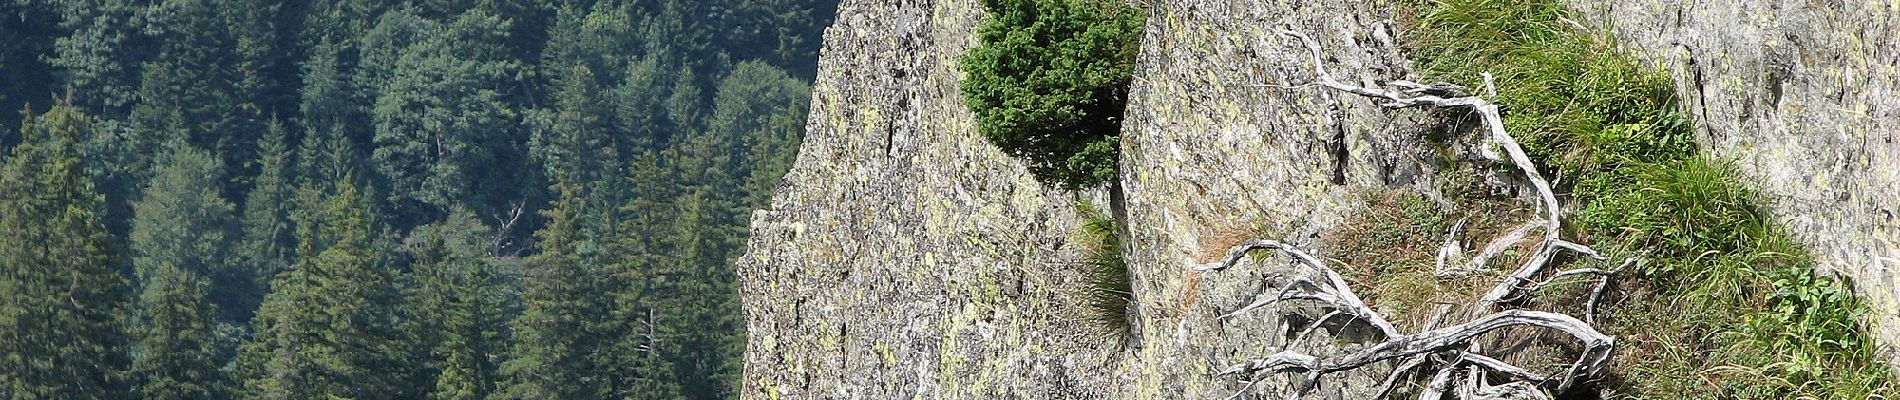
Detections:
1322,189,1527,330
1395,0,1894,397
1075,201,1134,347
961,0,1145,190
964,0,1148,349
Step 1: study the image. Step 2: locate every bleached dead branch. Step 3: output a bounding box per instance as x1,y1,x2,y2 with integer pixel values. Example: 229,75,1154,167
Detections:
1198,243,1612,398
1190,28,1649,399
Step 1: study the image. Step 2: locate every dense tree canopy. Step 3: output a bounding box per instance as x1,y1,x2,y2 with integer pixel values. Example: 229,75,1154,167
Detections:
0,0,831,398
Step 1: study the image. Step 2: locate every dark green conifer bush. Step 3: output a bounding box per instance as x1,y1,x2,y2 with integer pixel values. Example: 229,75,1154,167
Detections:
961,0,1144,190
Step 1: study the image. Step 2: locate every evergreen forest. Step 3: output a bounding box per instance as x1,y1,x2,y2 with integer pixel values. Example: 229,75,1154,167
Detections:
0,0,835,398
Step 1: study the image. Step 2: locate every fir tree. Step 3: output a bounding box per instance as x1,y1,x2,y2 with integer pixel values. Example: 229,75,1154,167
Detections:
125,0,247,187
236,118,299,318
296,39,376,195
129,144,239,317
131,262,225,400
705,61,810,208
659,185,745,400
0,105,133,399
498,180,616,400
224,0,298,123
609,151,688,400
370,8,526,224
539,1,636,89
0,0,61,138
47,0,159,115
406,211,505,400
530,64,622,241
616,54,675,150
236,180,404,400
0,3,843,398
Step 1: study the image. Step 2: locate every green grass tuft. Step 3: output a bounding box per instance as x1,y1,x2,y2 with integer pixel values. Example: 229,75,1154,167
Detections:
1075,201,1133,347
1403,0,1895,398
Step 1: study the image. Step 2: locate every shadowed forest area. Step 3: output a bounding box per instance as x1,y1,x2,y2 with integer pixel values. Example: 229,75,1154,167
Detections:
0,0,835,398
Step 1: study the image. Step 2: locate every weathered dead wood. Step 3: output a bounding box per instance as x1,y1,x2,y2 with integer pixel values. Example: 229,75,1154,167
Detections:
1272,28,1599,307
1191,28,1646,399
1198,243,1613,398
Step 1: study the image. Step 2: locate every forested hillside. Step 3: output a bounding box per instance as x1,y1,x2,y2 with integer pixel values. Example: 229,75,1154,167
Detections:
0,0,835,398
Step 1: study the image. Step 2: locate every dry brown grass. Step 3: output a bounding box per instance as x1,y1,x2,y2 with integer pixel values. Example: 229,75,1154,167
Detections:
1320,188,1538,331
1177,224,1260,315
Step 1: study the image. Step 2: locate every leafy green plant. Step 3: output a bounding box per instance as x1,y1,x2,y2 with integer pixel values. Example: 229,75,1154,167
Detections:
961,0,1145,190
1075,201,1133,346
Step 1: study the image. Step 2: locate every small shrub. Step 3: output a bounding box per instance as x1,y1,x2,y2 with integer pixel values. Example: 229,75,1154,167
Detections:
961,0,1145,190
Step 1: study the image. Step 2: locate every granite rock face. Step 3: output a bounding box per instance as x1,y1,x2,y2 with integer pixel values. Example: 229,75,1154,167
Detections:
739,0,1445,397
1114,1,1444,398
1564,0,1900,357
740,0,1900,397
735,0,1122,397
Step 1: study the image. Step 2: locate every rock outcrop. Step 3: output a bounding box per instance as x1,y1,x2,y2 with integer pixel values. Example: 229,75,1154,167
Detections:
1115,1,1443,397
739,0,1446,397
740,0,1900,397
735,0,1120,397
1564,0,1900,359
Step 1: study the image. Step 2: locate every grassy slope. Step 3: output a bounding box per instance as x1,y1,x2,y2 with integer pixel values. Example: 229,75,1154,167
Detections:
1389,0,1894,397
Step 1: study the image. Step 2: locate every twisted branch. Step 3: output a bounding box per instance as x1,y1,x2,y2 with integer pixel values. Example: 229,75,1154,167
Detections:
1199,243,1613,397
1191,28,1646,399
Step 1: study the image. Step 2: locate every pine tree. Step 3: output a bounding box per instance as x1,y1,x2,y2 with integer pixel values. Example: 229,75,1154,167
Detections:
705,61,810,208
406,211,505,400
129,144,240,318
960,0,1143,190
498,180,616,400
0,105,133,399
236,179,404,400
131,262,225,400
236,119,299,318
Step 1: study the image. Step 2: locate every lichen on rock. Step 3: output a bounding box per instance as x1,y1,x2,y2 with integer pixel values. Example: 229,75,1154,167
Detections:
739,0,1900,398
736,0,1123,397
1564,0,1900,356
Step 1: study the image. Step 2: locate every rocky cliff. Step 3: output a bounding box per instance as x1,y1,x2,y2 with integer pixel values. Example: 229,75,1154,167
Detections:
1114,1,1444,397
1565,0,1900,355
734,0,1120,396
739,0,1900,397
739,0,1443,397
